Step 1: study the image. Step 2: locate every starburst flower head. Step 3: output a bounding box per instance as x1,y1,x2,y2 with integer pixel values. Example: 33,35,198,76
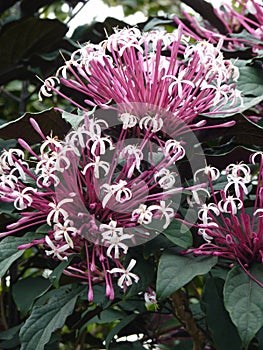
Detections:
39,26,242,130
0,103,205,300
185,156,263,286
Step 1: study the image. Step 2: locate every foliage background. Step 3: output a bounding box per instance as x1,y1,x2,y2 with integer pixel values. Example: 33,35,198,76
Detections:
0,1,263,349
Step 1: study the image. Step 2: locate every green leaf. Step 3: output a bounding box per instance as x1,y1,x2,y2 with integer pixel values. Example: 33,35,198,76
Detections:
162,220,193,249
156,249,217,299
0,318,21,348
224,264,263,349
0,0,17,14
49,255,75,288
202,277,242,350
0,18,67,79
0,108,70,144
61,107,97,129
0,325,22,341
105,314,137,349
0,232,42,278
61,110,84,129
0,201,15,214
36,224,51,234
20,284,85,350
143,17,174,31
236,63,263,97
238,95,263,115
256,327,263,348
86,309,125,326
0,138,17,151
12,276,51,315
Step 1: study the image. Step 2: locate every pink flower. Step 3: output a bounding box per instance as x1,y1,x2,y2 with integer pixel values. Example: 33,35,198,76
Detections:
0,105,201,299
39,27,242,128
185,156,263,287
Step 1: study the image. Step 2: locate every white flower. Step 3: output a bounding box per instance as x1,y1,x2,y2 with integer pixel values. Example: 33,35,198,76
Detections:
154,169,176,189
143,30,178,50
148,200,174,229
36,165,60,187
120,145,143,177
224,175,249,198
187,187,210,206
226,163,250,182
144,290,157,306
45,236,69,260
198,228,214,243
87,118,109,136
10,160,28,181
132,204,153,225
42,269,53,279
53,219,77,248
40,135,62,154
254,208,263,217
108,259,139,289
194,165,220,181
105,27,142,54
104,232,133,259
198,203,220,223
82,156,110,179
87,133,114,156
0,174,18,190
47,198,73,226
13,187,37,210
38,76,60,101
47,150,71,172
164,140,185,160
66,124,90,150
139,114,163,133
101,180,132,208
163,69,195,98
1,148,24,168
198,221,219,242
200,81,228,106
100,220,124,240
218,195,243,214
251,151,263,164
119,113,138,129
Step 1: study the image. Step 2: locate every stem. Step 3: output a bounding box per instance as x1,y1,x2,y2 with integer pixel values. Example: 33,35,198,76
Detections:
0,279,8,330
170,289,207,350
0,87,20,103
75,329,87,350
8,261,19,327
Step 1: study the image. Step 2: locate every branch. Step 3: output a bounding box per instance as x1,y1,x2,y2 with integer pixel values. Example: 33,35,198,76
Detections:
0,281,8,330
180,0,228,34
0,87,20,103
170,289,208,350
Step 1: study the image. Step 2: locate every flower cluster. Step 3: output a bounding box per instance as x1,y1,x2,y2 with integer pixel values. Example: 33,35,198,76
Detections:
0,26,244,299
0,101,202,299
186,153,263,281
39,26,242,128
